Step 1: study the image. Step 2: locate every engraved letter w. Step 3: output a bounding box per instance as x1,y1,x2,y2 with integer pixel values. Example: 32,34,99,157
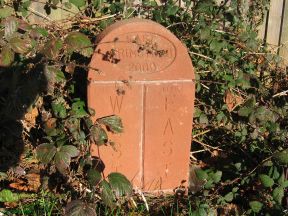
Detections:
110,95,123,113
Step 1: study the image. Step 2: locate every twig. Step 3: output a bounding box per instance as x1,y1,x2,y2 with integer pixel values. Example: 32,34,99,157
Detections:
272,90,288,97
28,7,52,21
166,22,187,29
192,129,211,138
80,14,118,23
193,138,223,151
138,190,149,212
190,154,198,161
189,51,215,61
200,83,210,90
191,149,207,154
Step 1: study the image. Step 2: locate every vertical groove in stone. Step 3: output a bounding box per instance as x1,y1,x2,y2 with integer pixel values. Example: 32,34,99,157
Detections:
141,84,147,189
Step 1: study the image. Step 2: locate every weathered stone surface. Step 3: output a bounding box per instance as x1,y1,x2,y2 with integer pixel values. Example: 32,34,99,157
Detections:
88,18,195,192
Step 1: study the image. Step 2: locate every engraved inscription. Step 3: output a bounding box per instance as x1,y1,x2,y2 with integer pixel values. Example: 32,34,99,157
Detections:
110,95,124,113
128,62,158,73
163,118,174,135
100,32,177,74
162,85,177,159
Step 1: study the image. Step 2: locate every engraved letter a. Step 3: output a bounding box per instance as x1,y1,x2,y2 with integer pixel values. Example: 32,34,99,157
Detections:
110,95,123,113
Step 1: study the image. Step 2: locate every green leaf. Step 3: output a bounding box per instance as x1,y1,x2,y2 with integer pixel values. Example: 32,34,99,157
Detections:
90,125,108,145
70,100,88,118
9,37,31,54
64,32,93,57
107,172,132,197
249,201,263,213
92,0,102,9
212,171,222,183
60,145,80,158
238,107,252,117
259,174,274,188
224,192,234,202
98,115,123,133
0,172,8,181
69,0,86,8
277,171,285,185
282,180,288,188
272,186,284,204
200,28,211,41
0,46,14,66
0,189,19,202
204,179,214,189
199,113,208,124
55,150,71,174
152,10,164,23
273,149,288,165
41,39,63,59
34,27,49,37
36,143,57,164
54,145,79,174
210,39,223,53
166,5,178,16
100,180,116,208
0,7,14,18
195,168,208,180
52,101,67,118
65,200,97,216
87,169,102,186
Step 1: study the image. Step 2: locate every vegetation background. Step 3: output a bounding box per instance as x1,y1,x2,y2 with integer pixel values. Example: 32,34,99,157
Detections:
0,0,287,215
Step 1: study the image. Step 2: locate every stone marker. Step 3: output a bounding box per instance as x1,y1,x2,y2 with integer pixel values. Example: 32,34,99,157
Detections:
88,18,195,192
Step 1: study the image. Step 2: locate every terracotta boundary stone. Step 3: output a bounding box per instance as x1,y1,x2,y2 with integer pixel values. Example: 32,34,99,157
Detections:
88,18,195,192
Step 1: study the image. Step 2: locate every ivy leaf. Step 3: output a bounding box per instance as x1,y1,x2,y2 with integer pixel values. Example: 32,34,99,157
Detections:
272,186,284,204
249,201,263,213
87,169,102,186
0,46,14,66
55,145,79,174
90,125,108,145
259,174,274,188
41,38,63,59
273,149,288,165
69,0,86,8
100,180,116,208
195,168,208,180
65,200,97,216
97,115,123,133
9,37,31,54
0,189,19,202
107,172,132,197
36,143,57,164
64,32,93,57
